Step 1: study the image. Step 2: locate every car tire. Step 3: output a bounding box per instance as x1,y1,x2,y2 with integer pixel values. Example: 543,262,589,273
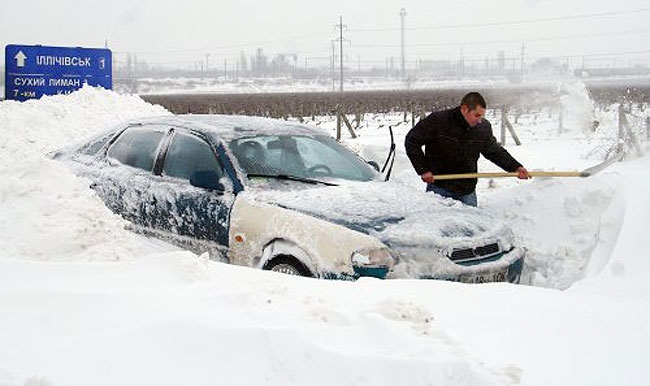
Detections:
264,255,313,277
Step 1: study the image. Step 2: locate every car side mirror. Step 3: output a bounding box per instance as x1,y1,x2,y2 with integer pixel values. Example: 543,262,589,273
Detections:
190,170,226,192
367,160,380,172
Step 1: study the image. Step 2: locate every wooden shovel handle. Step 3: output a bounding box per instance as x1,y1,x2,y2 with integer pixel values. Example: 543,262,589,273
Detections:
434,171,587,180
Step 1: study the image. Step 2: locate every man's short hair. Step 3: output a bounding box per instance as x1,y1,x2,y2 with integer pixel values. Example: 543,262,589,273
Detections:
460,92,487,110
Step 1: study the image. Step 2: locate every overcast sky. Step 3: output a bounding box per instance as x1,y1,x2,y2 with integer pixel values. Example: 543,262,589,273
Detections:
2,0,649,70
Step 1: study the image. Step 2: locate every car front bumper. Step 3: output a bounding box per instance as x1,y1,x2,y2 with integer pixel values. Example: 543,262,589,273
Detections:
387,246,526,284
323,247,525,284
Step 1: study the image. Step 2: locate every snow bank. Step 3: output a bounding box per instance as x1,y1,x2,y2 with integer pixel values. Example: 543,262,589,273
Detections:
572,154,650,298
0,85,172,261
0,255,523,386
0,84,168,160
484,170,622,289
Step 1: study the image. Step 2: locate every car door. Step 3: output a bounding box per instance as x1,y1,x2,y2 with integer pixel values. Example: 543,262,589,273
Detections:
145,128,235,261
94,124,170,226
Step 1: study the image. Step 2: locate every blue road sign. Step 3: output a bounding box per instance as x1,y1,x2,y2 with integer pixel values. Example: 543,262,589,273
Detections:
5,44,112,101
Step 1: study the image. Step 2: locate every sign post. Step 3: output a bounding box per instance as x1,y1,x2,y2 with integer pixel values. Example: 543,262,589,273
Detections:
5,44,112,101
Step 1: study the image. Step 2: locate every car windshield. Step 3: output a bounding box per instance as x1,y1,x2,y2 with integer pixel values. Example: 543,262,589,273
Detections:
229,134,378,182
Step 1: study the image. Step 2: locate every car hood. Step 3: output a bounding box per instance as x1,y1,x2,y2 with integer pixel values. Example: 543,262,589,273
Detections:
244,180,514,255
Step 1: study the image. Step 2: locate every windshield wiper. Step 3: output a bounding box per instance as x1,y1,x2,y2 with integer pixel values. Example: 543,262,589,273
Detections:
246,173,338,186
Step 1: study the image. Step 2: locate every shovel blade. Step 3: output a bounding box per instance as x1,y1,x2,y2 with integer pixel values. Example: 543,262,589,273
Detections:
580,150,625,176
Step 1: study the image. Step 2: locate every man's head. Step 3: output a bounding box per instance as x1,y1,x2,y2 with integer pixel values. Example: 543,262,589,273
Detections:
459,92,487,127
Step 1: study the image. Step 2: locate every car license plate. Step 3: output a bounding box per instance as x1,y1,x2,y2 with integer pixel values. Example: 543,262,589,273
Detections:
460,268,508,283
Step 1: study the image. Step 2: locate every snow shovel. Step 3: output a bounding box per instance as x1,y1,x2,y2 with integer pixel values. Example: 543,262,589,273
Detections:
433,151,624,180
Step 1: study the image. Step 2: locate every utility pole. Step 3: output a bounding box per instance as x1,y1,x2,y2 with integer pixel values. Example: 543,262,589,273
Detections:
400,8,407,79
335,16,347,92
205,53,210,74
331,41,336,92
460,46,465,79
520,43,525,81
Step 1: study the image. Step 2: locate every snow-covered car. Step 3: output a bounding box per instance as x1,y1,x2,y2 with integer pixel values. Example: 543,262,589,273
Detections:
53,114,525,283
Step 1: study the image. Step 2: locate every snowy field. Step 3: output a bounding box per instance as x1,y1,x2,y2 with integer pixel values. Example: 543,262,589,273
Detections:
113,74,650,96
0,84,649,386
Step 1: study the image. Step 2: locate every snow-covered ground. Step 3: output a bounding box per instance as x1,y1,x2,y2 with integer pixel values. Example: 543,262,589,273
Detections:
129,76,516,95
0,84,648,386
120,74,650,95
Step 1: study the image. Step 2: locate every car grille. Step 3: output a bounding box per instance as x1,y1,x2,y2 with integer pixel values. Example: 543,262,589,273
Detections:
450,243,500,262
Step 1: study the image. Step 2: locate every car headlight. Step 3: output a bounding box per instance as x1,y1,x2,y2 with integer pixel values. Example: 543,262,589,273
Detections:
500,227,515,251
351,248,396,268
351,248,396,279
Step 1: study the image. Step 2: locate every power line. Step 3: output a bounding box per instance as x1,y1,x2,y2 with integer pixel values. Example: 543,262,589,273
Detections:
350,27,650,49
349,7,650,33
323,48,650,65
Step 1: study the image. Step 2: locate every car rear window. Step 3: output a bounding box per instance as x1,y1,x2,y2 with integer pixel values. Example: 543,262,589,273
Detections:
107,126,166,171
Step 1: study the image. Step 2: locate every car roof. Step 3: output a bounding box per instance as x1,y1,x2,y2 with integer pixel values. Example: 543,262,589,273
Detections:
132,114,321,141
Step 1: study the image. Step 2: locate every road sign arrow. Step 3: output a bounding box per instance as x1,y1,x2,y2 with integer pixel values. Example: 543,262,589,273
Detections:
15,51,27,67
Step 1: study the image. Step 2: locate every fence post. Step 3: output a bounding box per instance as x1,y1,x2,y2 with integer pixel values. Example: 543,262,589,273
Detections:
355,108,362,129
336,106,342,141
618,104,625,153
504,113,522,145
336,106,357,139
621,107,644,156
500,107,507,145
340,111,358,139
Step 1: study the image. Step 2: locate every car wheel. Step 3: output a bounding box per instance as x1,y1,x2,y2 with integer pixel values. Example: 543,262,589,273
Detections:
264,255,312,277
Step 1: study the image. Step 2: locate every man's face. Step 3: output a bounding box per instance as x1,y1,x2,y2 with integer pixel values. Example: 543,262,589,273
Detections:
460,105,485,127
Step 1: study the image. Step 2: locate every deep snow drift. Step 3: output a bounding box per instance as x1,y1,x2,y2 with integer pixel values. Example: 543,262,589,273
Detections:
0,85,649,386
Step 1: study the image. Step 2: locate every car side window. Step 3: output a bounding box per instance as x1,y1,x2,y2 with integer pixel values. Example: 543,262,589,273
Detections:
79,130,116,156
163,132,224,180
107,126,166,171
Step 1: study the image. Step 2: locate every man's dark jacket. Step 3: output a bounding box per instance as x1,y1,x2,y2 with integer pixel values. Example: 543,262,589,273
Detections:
404,106,522,196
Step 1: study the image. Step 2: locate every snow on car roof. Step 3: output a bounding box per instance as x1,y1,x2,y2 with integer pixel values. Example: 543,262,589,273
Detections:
132,114,320,140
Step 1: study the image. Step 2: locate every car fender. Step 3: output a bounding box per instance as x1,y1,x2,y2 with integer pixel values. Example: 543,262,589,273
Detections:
227,194,387,277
